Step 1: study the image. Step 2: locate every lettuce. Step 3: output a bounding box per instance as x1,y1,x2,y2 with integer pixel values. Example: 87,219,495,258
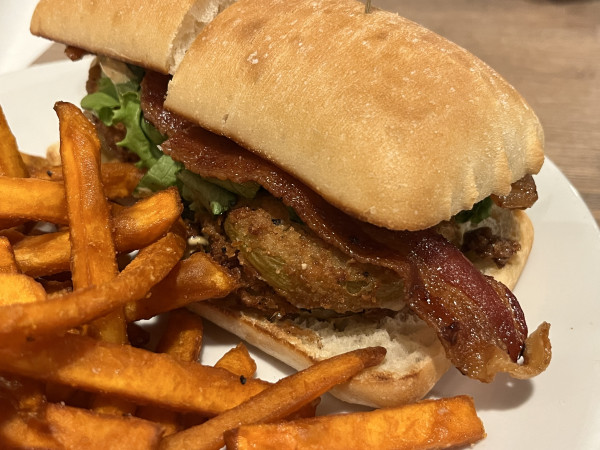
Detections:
178,170,237,216
136,154,184,194
81,61,258,215
81,70,162,168
454,197,493,225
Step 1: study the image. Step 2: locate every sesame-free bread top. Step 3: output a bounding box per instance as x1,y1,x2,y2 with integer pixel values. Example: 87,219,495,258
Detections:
166,0,544,230
30,0,236,74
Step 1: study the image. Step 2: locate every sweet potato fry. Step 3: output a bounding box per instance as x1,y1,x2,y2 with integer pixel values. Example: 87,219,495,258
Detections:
112,187,183,252
0,333,268,416
161,346,387,450
30,161,144,199
0,237,18,273
155,309,204,361
12,188,183,278
19,152,49,173
56,101,132,414
0,105,29,177
224,396,486,450
125,251,238,321
0,373,46,415
0,398,163,450
46,403,164,449
12,231,71,278
0,177,67,224
136,309,204,436
55,101,117,291
0,232,185,342
0,228,25,245
0,399,58,449
0,273,47,306
215,343,257,379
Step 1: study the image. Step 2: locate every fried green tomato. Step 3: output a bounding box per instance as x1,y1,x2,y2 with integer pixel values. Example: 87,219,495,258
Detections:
224,198,405,313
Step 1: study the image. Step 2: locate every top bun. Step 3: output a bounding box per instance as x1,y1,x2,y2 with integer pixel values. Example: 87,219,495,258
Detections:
30,0,236,74
166,0,544,230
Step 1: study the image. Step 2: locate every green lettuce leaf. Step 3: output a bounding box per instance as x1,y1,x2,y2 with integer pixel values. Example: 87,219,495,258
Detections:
81,61,259,215
80,68,163,169
136,154,184,194
178,170,237,216
454,196,493,224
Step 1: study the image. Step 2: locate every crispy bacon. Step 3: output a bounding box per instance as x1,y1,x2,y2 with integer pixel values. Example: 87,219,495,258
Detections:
491,174,538,209
163,127,551,382
140,71,193,137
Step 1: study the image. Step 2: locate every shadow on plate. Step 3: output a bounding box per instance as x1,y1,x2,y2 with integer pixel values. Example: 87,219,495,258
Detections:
431,368,534,411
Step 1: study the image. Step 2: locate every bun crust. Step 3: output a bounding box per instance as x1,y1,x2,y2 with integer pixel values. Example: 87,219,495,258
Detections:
30,0,235,74
166,0,544,230
188,300,451,408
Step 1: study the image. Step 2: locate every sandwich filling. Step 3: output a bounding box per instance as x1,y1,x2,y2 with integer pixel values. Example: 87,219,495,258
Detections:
83,60,550,383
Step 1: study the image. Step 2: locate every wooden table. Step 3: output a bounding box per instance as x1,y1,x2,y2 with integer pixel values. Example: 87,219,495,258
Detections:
37,0,600,224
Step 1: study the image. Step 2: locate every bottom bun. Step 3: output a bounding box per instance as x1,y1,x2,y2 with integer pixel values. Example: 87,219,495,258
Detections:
189,299,451,408
189,209,533,408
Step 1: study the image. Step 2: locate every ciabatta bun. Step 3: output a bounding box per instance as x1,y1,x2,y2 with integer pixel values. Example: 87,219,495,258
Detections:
30,0,235,74
165,0,544,231
189,300,451,408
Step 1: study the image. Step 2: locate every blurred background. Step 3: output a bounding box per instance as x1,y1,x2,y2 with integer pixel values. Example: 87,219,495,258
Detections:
3,0,599,224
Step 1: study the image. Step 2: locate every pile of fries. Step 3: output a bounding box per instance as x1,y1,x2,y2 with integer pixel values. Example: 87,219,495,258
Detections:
0,102,486,449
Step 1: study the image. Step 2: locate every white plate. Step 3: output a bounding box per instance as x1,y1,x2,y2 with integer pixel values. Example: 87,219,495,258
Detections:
1,59,600,449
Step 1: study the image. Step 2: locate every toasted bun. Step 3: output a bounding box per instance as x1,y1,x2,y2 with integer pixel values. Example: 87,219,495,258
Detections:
189,299,451,408
30,0,235,74
166,0,544,231
188,208,532,407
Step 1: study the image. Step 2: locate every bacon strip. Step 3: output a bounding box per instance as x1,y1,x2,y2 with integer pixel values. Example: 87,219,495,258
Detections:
491,174,538,209
162,127,551,382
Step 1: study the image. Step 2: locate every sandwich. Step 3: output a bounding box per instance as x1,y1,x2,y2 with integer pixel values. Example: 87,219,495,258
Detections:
30,0,551,407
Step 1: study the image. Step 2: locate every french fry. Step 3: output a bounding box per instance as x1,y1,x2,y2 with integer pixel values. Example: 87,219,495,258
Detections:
0,374,46,416
0,105,29,177
155,309,204,361
30,161,144,199
125,251,238,321
0,238,48,421
19,151,49,173
161,346,387,450
0,333,268,416
46,403,164,449
0,398,163,450
0,177,67,224
12,231,71,278
0,237,18,273
55,101,118,293
112,187,183,252
0,232,185,342
215,343,257,379
0,228,25,245
136,309,204,436
0,399,58,449
12,188,183,278
224,396,486,450
56,101,130,414
0,273,47,306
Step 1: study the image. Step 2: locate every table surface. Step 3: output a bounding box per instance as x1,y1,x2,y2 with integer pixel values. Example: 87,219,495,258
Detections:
36,0,600,224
